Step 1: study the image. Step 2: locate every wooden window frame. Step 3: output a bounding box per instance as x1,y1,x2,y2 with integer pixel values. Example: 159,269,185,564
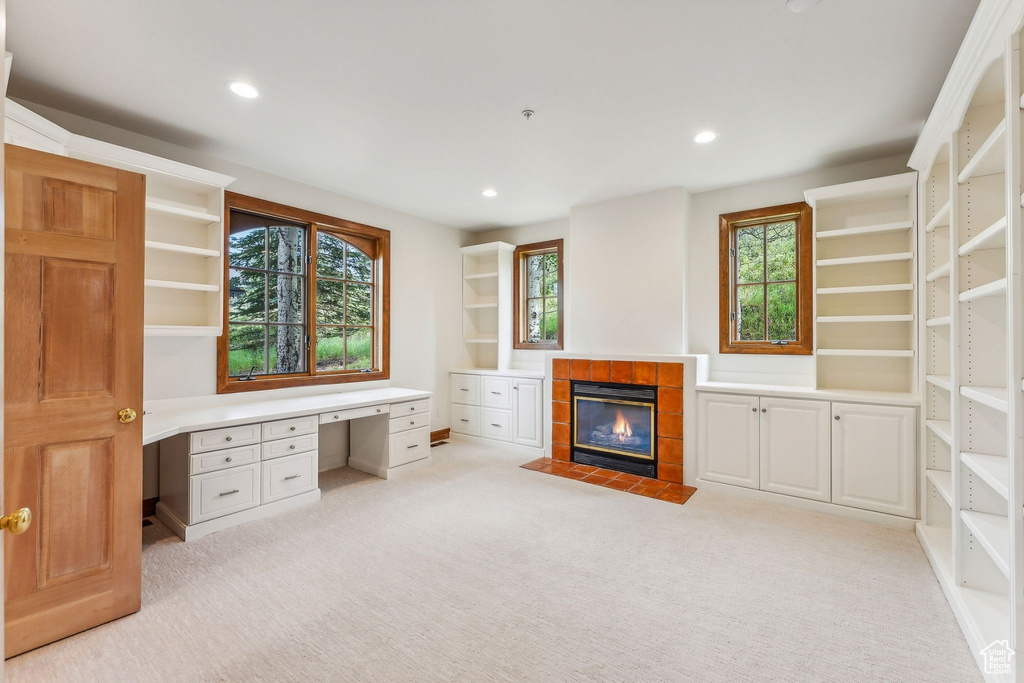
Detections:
718,201,812,356
217,192,390,393
513,239,564,351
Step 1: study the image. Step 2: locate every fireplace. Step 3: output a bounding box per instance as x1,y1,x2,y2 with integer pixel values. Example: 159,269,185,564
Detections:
572,381,657,478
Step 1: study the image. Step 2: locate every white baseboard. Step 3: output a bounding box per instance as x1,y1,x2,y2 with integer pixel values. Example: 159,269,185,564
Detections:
348,455,432,479
449,433,545,457
694,478,917,530
155,489,322,542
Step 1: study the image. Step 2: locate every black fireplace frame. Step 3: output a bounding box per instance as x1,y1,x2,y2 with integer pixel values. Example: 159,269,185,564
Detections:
570,380,658,478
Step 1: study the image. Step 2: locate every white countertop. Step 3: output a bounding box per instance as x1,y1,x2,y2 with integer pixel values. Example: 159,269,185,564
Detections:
143,387,432,445
696,381,920,406
450,367,546,379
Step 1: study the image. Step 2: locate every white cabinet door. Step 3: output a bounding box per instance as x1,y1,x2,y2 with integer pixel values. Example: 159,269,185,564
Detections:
831,402,916,517
759,397,830,502
698,393,760,489
513,379,543,448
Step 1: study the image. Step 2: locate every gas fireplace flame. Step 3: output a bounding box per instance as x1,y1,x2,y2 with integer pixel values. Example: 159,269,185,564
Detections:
612,410,632,442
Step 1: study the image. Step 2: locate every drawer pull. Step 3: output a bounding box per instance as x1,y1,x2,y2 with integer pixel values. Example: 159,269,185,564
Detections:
460,419,469,422
225,456,233,463
407,444,418,449
225,436,232,442
290,426,297,431
284,474,301,481
460,388,468,392
219,489,239,497
491,423,501,427
491,391,501,395
289,444,297,450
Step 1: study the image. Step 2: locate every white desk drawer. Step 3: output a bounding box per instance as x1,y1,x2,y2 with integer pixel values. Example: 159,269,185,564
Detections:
451,374,480,405
262,414,318,442
190,443,261,475
190,423,261,454
451,404,480,436
392,399,429,418
389,427,430,467
320,404,388,424
390,413,430,434
481,377,513,409
190,463,260,523
263,432,318,460
262,451,318,504
481,409,513,442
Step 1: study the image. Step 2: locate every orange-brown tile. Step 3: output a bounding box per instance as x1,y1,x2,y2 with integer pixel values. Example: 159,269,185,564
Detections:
570,464,598,474
657,362,684,388
613,472,645,485
552,379,570,402
550,461,575,474
552,358,570,380
659,437,683,465
633,361,657,385
610,361,632,384
656,489,691,504
636,477,671,490
552,423,570,446
552,401,571,425
630,484,664,498
603,478,636,492
519,458,551,471
662,482,697,496
658,387,683,414
590,360,611,382
538,464,554,473
571,359,592,381
552,444,571,461
658,463,683,484
561,468,591,481
582,474,615,486
658,413,683,439
594,468,622,479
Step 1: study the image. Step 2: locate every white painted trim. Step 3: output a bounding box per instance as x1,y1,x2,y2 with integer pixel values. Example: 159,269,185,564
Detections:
803,171,917,207
348,454,432,480
65,133,235,188
449,432,545,457
155,489,321,542
4,97,72,146
696,382,920,406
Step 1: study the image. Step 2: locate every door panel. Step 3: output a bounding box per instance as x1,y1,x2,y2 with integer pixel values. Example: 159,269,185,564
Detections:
759,397,830,502
4,145,144,657
698,393,759,488
513,379,542,448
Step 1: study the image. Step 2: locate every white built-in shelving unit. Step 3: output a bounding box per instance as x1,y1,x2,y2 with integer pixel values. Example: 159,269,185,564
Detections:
460,242,514,370
806,173,918,395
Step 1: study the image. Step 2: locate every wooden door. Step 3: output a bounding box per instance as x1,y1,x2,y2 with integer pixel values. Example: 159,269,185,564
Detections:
831,402,916,517
4,144,144,657
759,397,831,502
513,379,542,448
697,393,760,489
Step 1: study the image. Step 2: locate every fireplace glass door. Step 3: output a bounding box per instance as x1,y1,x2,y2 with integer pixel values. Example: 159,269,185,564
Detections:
574,397,655,460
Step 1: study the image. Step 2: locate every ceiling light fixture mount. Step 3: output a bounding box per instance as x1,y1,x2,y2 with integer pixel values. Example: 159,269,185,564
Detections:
693,131,718,144
482,189,498,198
522,110,534,121
228,81,261,99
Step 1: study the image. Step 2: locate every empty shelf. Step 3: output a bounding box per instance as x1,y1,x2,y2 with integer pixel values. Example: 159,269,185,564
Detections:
144,279,220,292
925,262,950,282
463,303,498,309
958,278,1007,302
925,201,951,232
961,452,1009,500
146,200,220,224
144,325,221,337
464,338,498,344
926,420,952,445
957,119,1006,183
816,314,913,323
958,216,1007,256
960,385,1008,412
926,374,952,391
816,283,913,295
926,470,953,507
145,240,220,258
960,510,1010,578
816,348,914,357
464,272,498,280
926,316,951,327
816,221,913,240
816,252,913,267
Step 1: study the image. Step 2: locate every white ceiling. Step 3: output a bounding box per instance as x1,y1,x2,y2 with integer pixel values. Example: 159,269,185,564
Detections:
8,0,978,230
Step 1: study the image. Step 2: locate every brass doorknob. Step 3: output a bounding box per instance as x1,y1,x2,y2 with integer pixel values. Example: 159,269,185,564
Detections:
118,408,137,424
1,508,31,535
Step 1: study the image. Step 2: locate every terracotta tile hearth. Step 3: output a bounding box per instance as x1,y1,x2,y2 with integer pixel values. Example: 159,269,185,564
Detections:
520,458,696,505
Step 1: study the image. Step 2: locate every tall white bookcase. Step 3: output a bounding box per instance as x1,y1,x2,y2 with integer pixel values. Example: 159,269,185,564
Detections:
461,242,514,370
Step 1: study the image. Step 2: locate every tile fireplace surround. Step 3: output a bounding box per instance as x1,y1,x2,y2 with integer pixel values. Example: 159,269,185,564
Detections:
551,358,685,485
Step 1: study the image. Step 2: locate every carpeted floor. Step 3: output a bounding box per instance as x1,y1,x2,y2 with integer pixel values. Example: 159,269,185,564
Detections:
7,440,980,682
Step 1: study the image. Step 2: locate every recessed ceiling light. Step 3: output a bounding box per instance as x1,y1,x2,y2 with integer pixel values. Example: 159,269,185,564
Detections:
228,81,260,99
693,131,717,144
482,189,498,198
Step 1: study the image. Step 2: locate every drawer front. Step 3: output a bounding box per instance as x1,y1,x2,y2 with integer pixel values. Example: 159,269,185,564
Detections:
190,443,262,475
481,409,513,442
390,413,430,434
389,427,430,468
451,374,481,405
320,403,389,424
190,423,261,454
262,451,318,504
262,414,318,442
451,405,480,436
481,377,513,408
263,432,319,461
190,463,260,524
392,399,429,418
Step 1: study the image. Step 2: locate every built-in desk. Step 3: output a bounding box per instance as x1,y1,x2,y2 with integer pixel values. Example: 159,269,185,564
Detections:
147,388,432,541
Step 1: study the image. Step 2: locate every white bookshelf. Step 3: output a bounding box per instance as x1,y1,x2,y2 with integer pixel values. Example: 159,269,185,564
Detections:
805,173,918,395
461,242,514,370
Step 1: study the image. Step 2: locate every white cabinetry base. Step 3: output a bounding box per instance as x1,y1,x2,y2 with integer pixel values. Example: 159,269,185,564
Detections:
155,489,321,542
348,455,433,480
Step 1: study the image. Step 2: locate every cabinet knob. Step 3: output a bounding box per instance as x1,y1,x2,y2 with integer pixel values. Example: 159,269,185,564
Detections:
290,426,297,431
761,408,766,413
225,456,232,462
376,408,382,413
225,436,233,442
289,444,296,450
751,407,757,413
834,415,840,421
410,421,415,425
334,414,339,419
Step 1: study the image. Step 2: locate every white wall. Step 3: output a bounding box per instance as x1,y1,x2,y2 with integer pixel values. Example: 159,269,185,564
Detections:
568,187,690,355
686,154,911,385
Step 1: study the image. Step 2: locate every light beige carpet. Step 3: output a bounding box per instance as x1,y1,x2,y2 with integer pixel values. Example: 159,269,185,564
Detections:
8,440,979,682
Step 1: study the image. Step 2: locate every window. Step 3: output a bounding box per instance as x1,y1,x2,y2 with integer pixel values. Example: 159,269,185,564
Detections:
218,193,390,393
719,202,812,355
513,239,564,350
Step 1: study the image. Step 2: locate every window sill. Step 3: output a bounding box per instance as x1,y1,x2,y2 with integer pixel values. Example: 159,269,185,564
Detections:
719,343,812,356
513,342,564,351
217,370,389,394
